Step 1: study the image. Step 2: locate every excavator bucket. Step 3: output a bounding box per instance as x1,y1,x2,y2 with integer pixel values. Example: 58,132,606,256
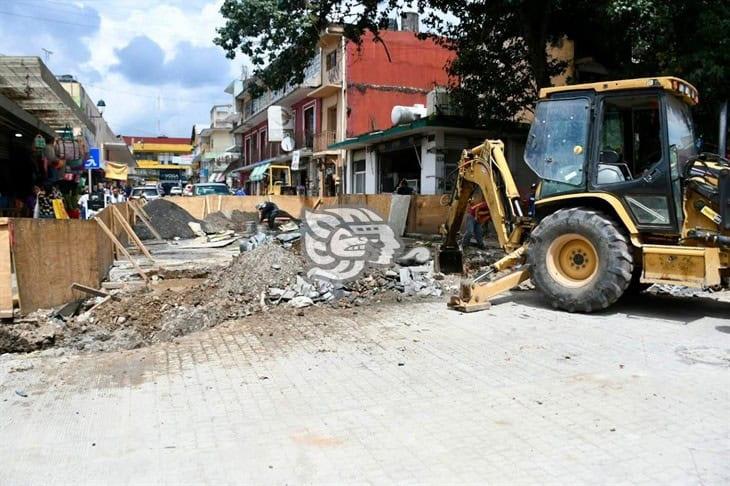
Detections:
436,246,464,274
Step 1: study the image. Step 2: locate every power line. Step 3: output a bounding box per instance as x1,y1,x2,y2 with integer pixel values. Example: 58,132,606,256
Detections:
84,84,230,105
0,9,97,28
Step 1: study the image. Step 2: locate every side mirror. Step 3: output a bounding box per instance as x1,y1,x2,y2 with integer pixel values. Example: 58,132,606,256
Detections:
599,149,620,164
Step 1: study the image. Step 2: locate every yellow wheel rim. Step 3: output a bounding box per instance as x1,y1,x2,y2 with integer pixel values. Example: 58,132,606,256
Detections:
545,233,599,288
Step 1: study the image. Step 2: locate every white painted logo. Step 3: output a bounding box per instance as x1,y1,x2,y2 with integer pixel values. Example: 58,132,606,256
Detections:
302,207,403,282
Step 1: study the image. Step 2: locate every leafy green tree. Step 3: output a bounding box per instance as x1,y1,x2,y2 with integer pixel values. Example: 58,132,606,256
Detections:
215,0,729,139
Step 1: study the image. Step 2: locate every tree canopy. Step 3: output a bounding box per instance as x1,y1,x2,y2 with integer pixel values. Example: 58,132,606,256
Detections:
215,0,730,142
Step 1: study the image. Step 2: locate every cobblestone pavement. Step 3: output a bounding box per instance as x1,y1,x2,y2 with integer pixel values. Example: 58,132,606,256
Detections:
1,291,729,484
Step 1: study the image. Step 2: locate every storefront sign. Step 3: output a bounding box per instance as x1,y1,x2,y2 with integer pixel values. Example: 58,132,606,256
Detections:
291,150,301,171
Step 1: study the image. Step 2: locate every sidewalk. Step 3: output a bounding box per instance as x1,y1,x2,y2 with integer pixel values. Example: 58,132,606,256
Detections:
1,294,728,484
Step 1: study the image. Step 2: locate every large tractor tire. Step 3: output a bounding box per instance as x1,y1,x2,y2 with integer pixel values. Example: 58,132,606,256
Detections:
527,207,634,312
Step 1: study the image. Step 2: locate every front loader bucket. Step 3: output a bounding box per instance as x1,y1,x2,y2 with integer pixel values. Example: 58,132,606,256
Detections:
436,246,464,274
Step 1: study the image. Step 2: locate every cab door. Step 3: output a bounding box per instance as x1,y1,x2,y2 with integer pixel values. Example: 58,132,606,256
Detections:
590,92,679,233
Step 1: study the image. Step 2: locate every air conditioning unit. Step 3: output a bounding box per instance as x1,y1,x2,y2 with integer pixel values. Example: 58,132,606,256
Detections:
427,88,458,117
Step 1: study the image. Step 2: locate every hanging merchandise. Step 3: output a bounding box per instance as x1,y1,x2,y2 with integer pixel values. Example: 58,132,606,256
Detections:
34,134,46,150
54,137,81,161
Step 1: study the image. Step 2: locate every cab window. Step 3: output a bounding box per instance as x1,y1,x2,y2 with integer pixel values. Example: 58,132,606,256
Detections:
524,97,590,187
596,95,663,185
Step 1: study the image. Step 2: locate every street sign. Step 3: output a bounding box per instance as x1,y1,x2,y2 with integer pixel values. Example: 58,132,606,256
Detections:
291,149,301,170
84,147,101,169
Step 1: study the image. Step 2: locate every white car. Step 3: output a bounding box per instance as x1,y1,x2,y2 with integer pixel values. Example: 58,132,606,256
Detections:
191,183,230,196
169,186,183,196
129,186,163,200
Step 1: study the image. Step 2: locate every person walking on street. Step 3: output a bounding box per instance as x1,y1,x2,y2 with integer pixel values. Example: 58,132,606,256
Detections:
461,197,490,249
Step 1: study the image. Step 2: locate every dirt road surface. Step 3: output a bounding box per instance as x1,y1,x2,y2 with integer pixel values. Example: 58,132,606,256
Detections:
1,291,728,484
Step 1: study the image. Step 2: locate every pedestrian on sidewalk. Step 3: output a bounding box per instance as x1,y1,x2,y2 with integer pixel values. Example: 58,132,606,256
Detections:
461,197,490,249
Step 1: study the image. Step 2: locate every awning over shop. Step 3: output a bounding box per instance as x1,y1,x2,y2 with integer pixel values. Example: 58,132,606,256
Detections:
250,162,271,182
104,162,128,181
0,57,95,134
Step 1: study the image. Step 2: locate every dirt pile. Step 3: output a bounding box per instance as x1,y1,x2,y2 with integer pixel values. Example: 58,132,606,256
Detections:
134,199,201,240
202,210,258,234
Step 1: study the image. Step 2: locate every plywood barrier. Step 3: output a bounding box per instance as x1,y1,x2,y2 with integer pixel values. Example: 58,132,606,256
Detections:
163,195,448,234
4,194,449,316
0,219,13,317
7,203,138,315
11,218,111,314
406,195,450,235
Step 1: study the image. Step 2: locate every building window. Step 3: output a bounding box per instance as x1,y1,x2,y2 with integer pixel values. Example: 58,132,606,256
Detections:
353,159,366,194
325,50,338,70
244,137,251,164
303,104,315,147
259,130,267,160
251,134,258,162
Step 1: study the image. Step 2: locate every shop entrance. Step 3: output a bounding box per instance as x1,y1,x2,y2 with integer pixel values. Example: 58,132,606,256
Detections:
378,145,421,193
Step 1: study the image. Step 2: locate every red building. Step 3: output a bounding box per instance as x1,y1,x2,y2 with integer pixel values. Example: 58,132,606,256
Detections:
231,15,454,196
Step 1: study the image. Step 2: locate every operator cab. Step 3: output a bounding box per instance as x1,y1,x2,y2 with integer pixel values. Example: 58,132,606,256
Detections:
525,77,698,235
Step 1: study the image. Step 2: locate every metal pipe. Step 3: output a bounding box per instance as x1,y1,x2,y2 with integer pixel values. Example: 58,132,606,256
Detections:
719,100,728,157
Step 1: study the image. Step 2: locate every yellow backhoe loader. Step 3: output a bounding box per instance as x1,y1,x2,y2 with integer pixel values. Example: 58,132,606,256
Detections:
438,77,730,312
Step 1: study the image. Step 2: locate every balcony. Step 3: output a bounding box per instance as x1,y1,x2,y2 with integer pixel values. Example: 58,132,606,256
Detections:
310,64,342,99
236,53,322,128
313,130,336,153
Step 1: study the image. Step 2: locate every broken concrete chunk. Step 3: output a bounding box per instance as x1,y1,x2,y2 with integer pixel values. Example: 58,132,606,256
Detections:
399,268,412,284
289,296,313,308
276,232,301,243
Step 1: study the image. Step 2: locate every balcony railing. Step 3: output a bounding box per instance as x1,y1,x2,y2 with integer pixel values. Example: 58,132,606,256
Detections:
314,130,336,152
241,53,322,124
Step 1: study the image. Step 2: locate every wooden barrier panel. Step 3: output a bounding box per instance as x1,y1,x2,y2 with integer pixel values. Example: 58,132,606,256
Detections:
406,195,450,235
0,219,12,317
12,218,111,314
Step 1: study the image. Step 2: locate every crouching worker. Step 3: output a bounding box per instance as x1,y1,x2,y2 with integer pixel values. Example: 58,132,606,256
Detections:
256,201,299,230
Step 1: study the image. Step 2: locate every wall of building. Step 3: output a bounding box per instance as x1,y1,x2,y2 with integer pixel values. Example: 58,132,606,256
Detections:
345,31,454,137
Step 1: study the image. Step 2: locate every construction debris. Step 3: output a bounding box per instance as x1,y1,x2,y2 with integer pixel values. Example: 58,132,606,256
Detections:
202,210,258,234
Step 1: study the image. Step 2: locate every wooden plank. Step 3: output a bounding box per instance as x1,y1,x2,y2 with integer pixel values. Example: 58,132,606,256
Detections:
217,195,223,212
128,201,163,241
111,205,154,261
70,282,108,298
0,220,13,315
95,218,149,282
135,200,151,220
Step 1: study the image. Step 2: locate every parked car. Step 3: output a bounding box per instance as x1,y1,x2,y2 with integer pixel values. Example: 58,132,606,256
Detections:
169,186,183,196
191,183,230,196
129,186,163,201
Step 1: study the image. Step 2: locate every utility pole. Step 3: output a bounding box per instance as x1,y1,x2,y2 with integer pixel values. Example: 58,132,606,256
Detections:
41,48,53,64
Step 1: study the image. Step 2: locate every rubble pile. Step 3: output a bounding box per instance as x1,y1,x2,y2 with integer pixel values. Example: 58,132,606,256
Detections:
0,235,460,354
134,199,201,240
202,210,257,235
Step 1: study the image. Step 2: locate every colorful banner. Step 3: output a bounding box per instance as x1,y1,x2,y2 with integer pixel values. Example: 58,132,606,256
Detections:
104,162,129,181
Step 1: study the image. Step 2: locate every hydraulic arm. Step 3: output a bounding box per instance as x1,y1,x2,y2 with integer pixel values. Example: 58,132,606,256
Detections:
437,139,534,311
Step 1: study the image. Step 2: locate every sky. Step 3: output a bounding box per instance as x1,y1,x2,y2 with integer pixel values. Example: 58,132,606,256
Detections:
0,0,243,138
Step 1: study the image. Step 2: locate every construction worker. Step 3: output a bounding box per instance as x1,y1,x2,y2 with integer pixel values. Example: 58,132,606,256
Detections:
461,197,490,249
